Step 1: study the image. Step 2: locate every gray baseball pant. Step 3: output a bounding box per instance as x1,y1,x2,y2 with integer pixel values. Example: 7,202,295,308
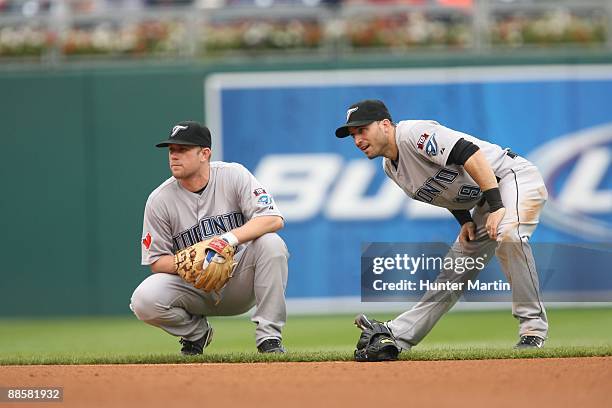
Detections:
130,233,289,347
388,160,548,349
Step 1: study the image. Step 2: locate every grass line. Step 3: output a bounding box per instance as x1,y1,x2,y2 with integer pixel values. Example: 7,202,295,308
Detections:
2,309,610,365
2,346,612,365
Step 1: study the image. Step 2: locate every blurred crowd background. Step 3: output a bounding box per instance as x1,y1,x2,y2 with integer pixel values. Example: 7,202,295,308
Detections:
0,0,609,62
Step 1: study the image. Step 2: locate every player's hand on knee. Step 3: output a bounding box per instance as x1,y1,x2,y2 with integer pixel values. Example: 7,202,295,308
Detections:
459,222,476,244
486,207,506,240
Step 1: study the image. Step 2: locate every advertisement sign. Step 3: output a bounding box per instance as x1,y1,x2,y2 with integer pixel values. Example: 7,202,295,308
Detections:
205,66,612,300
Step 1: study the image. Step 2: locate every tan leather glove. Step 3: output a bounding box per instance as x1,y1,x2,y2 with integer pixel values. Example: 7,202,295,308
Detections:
175,237,237,301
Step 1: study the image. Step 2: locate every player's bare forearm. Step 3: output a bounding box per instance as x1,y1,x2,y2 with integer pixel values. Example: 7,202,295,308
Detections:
463,150,498,191
150,255,177,274
231,215,284,244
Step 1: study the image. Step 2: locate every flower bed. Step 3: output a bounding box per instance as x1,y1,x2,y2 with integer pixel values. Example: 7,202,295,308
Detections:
0,5,608,59
491,10,607,47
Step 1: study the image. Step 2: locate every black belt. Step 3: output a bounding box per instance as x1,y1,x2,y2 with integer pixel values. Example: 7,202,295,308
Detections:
505,149,518,159
472,148,518,186
494,149,518,183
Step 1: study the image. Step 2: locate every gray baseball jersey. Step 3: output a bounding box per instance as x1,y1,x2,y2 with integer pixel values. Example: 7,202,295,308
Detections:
141,161,282,264
383,120,515,210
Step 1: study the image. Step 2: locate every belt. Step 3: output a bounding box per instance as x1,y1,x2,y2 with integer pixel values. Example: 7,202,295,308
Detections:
477,148,520,189
495,149,519,183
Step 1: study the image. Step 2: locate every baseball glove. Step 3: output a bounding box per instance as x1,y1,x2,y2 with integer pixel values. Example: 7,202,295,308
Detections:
354,314,400,362
175,237,237,301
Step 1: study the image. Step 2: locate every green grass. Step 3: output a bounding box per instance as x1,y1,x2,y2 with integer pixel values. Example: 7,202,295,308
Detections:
3,347,612,365
1,307,611,365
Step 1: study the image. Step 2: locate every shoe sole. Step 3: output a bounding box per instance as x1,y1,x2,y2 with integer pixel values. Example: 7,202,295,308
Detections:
259,347,286,353
203,326,214,349
514,336,545,349
514,344,544,349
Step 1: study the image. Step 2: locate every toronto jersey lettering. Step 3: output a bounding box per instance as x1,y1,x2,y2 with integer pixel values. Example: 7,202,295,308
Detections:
383,120,517,211
172,211,246,251
141,161,282,265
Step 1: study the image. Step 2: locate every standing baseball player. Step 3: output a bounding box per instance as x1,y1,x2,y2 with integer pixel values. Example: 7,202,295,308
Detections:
335,100,548,361
131,121,289,355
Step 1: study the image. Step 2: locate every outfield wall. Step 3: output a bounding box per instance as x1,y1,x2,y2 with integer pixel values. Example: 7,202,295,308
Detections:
1,57,611,316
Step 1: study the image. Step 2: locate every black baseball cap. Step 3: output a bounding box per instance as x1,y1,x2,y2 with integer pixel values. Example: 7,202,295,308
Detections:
335,99,393,138
156,121,212,148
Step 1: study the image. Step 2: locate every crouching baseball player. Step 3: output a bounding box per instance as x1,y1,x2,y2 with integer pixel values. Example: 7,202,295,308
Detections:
131,121,289,355
336,100,549,361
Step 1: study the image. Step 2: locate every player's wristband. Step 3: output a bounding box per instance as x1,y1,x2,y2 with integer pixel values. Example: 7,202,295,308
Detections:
450,209,473,226
220,232,239,247
483,187,504,212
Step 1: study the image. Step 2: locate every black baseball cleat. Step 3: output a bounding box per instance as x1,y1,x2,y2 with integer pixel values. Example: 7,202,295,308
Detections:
514,335,545,349
354,314,400,362
257,338,286,353
179,326,214,356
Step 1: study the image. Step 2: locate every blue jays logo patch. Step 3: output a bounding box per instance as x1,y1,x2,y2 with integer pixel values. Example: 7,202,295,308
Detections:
425,134,438,156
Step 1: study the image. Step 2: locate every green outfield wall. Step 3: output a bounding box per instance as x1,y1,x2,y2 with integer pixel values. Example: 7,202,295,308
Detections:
1,53,611,316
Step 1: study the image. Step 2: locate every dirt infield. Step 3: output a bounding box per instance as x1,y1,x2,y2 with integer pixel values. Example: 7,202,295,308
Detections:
1,357,611,408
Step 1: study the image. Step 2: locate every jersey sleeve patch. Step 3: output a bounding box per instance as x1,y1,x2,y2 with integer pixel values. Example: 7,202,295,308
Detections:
253,188,267,197
425,133,439,156
142,232,152,250
256,194,273,207
417,133,430,150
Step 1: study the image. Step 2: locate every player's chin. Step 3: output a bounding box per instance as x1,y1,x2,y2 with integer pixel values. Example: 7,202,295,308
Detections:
170,167,184,178
363,149,379,159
